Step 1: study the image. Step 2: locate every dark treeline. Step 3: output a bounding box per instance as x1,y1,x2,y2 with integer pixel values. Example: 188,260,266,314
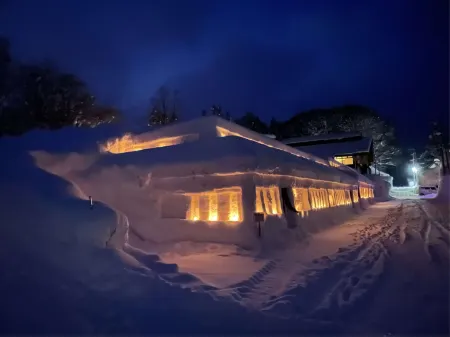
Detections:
2,36,447,172
0,37,120,137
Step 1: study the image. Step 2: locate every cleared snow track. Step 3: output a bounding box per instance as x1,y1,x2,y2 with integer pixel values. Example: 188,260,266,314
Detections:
208,199,448,336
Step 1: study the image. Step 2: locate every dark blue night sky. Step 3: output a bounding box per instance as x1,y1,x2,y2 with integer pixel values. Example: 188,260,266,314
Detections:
1,0,448,147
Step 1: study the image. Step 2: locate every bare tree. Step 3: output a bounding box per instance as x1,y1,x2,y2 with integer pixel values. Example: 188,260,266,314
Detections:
210,104,223,117
148,86,180,126
339,114,400,168
285,106,401,169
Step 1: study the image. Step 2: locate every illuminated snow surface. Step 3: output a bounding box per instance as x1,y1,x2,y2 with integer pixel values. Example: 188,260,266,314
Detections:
1,127,449,335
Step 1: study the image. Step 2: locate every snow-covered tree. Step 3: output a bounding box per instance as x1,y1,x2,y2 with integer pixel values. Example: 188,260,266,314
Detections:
277,105,401,169
418,122,450,172
303,115,332,136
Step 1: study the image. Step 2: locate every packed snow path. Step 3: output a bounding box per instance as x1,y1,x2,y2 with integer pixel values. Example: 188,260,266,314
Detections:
185,199,448,334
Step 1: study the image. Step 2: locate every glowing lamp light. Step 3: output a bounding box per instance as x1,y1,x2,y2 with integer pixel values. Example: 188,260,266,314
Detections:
186,187,243,223
230,213,239,222
411,166,419,173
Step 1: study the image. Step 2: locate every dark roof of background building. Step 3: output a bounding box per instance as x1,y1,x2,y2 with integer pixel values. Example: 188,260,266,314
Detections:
282,132,363,145
287,137,373,160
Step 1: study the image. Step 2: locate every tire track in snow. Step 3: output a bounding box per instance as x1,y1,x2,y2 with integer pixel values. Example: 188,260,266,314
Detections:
262,202,407,320
415,202,450,268
214,203,406,317
418,202,450,246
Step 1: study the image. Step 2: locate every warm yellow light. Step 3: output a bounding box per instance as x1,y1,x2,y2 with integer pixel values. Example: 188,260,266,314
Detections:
334,156,354,165
255,188,264,213
230,213,239,222
100,134,198,154
185,187,242,223
229,192,240,222
329,160,340,167
292,187,311,217
256,186,282,216
359,185,374,199
309,188,331,210
208,193,218,221
353,189,359,203
187,195,200,221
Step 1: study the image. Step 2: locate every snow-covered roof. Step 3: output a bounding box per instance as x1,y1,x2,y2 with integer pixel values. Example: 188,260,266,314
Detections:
288,137,373,159
282,132,363,145
95,116,373,186
100,116,331,166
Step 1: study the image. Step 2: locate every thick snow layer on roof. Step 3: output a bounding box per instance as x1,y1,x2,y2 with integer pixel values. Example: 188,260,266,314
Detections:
291,137,372,159
101,116,331,166
64,136,364,186
27,116,374,188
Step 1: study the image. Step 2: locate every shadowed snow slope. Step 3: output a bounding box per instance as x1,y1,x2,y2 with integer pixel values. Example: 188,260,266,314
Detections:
0,132,335,335
2,128,447,335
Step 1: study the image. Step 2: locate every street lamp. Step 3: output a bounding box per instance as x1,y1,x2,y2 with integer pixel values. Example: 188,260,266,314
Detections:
410,165,420,186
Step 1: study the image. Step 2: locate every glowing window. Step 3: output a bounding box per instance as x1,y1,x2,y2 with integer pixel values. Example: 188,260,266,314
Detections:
334,156,354,165
292,187,311,217
344,190,352,205
309,188,329,210
255,186,283,216
186,187,243,222
327,189,336,207
352,189,359,203
359,186,374,199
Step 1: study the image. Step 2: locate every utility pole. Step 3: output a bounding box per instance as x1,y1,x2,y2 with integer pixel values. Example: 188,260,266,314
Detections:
409,148,418,186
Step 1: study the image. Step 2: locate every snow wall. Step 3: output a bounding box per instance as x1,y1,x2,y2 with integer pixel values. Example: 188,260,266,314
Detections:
367,174,391,201
32,116,375,250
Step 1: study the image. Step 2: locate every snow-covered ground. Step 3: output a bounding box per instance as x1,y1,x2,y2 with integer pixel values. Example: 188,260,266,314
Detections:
127,199,449,335
1,130,449,335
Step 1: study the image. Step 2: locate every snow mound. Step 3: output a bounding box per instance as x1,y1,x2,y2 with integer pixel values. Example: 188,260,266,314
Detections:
2,135,327,334
436,174,450,202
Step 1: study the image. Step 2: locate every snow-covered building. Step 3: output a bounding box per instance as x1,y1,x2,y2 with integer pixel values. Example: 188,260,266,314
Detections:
33,117,374,249
282,133,374,175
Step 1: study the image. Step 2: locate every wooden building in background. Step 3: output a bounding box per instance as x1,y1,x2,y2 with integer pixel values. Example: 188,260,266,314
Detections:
282,132,374,175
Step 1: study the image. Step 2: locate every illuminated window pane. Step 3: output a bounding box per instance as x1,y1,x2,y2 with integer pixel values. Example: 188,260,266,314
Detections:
352,189,359,202
186,187,243,222
187,195,200,221
255,186,283,216
255,188,264,214
208,193,218,221
334,156,354,165
292,187,311,217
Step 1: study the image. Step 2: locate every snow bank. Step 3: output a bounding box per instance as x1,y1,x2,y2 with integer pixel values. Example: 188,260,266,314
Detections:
2,133,341,335
367,174,391,201
435,174,450,202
